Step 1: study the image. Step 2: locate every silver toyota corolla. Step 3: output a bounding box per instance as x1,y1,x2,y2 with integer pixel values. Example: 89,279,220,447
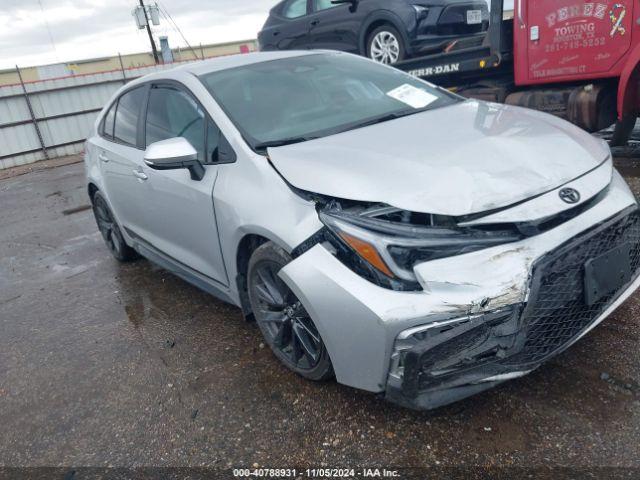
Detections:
85,51,640,410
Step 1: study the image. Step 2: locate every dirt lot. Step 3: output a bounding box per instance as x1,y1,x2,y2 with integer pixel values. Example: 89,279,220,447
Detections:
1,157,639,476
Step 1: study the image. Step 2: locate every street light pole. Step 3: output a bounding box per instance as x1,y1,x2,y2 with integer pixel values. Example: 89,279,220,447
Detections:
139,0,160,64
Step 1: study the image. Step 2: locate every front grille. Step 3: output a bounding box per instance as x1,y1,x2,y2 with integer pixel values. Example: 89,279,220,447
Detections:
505,209,640,366
396,209,640,399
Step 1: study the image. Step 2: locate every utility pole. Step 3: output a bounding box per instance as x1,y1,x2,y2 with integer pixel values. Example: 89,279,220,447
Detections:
139,0,160,64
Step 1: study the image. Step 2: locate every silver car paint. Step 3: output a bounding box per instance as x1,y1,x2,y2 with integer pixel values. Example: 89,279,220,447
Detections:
86,55,325,306
280,171,637,392
85,51,638,398
267,100,610,216
459,157,613,226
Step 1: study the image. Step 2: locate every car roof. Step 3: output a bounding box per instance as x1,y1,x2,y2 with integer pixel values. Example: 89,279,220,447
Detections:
132,50,330,86
185,50,328,75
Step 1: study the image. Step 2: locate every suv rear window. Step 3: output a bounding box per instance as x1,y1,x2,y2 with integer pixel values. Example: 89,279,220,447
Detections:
114,87,146,147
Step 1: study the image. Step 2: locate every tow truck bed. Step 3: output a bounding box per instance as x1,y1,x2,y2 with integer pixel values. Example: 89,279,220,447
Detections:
395,5,513,89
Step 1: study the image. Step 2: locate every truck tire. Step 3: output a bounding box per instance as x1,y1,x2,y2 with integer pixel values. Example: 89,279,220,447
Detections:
611,113,637,147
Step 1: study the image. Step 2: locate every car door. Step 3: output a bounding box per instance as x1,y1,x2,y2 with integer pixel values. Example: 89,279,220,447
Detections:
96,85,149,236
262,0,314,50
307,0,361,53
136,83,229,286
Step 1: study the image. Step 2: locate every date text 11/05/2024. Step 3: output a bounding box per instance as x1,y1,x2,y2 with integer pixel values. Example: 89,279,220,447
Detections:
233,468,402,478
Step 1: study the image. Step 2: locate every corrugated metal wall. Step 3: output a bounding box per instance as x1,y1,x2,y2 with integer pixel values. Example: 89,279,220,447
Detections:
0,61,186,170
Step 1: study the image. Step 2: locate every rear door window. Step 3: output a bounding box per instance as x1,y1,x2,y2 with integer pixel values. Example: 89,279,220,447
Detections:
145,85,205,162
114,87,146,146
283,0,308,18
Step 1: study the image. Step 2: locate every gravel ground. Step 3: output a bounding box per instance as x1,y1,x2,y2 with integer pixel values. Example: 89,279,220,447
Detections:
0,158,639,477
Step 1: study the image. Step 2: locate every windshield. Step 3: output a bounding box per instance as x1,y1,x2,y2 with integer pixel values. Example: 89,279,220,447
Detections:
199,53,460,152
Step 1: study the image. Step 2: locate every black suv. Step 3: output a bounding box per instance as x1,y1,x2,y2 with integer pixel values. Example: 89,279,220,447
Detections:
258,0,490,64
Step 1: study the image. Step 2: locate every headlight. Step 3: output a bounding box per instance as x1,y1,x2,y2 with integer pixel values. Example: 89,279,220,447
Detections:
412,5,429,20
320,207,522,287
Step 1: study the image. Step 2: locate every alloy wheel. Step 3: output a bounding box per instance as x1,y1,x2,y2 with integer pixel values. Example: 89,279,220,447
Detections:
370,31,401,64
253,260,322,370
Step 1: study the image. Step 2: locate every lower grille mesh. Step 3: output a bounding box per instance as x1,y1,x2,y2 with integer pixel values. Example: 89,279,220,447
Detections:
505,210,640,366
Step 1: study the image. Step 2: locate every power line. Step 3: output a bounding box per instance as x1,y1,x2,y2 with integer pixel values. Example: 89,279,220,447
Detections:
37,0,60,63
156,2,200,60
157,2,199,59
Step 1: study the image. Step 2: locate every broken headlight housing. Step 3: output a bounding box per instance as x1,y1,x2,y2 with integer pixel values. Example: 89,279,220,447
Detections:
319,204,523,290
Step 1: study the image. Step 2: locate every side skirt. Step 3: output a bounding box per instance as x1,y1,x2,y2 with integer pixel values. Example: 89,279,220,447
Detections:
127,231,237,307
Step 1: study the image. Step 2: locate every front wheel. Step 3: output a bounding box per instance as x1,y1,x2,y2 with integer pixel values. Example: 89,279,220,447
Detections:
247,242,333,381
367,25,406,65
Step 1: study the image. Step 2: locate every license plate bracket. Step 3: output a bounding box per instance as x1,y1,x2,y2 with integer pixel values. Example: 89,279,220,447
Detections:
466,10,482,25
584,243,631,306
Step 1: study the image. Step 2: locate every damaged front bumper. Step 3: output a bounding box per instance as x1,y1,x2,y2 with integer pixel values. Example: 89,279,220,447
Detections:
279,172,640,409
385,307,531,410
388,205,640,410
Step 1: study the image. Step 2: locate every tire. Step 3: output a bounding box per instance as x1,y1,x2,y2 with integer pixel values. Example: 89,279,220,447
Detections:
247,242,334,381
610,113,637,147
366,25,406,65
92,191,139,262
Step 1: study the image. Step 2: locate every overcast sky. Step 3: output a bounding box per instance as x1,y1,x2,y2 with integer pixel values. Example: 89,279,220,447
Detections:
0,0,514,71
0,0,274,70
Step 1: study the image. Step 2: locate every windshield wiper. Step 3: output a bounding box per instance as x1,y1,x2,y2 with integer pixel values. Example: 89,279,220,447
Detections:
254,107,433,152
358,108,432,128
254,136,317,152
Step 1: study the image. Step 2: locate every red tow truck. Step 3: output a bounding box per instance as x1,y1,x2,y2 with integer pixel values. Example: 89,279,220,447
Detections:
395,0,640,145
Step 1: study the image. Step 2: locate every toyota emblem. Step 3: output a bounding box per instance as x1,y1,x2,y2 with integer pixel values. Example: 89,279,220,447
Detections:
559,188,581,204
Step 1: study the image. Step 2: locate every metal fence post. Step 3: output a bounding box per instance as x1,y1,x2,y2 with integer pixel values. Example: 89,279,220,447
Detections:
16,65,49,161
117,53,127,84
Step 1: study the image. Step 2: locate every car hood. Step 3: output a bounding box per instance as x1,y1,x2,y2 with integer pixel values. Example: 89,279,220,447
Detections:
267,101,610,217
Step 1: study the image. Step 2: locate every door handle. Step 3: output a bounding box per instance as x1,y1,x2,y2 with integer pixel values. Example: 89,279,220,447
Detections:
310,19,320,26
133,170,148,181
273,30,280,36
99,153,109,163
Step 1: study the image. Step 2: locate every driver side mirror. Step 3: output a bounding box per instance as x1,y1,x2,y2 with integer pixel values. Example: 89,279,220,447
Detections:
144,137,205,181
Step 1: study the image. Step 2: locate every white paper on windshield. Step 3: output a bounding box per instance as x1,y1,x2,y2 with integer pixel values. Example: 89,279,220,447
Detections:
387,84,438,109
